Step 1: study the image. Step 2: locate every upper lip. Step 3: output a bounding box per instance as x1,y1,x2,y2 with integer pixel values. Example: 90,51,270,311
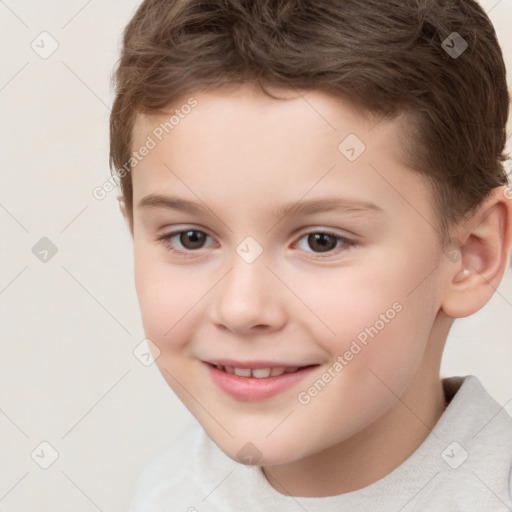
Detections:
204,359,318,369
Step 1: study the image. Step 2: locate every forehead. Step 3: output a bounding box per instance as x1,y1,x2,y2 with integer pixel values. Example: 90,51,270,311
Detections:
131,85,410,164
129,85,431,227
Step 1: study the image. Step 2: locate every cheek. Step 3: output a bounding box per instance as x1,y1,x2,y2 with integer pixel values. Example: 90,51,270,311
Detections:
133,252,207,402
290,279,436,448
133,246,202,347
297,255,437,377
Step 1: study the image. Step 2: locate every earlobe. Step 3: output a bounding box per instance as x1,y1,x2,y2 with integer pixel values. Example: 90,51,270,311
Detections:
441,186,512,318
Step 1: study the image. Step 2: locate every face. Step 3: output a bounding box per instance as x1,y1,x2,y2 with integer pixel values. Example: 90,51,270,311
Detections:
130,85,450,468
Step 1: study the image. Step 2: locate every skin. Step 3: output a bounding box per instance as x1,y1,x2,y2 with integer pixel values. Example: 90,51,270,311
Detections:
121,84,512,497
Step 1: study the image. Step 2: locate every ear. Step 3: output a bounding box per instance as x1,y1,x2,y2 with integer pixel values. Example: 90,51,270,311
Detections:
441,185,512,318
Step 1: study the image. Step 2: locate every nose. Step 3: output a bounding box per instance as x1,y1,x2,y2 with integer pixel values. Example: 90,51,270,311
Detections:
208,254,288,335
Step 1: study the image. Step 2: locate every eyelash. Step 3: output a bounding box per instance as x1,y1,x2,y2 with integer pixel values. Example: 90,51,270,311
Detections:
156,228,356,259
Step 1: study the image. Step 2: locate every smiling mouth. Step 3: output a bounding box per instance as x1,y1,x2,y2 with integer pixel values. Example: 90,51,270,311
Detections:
208,363,318,379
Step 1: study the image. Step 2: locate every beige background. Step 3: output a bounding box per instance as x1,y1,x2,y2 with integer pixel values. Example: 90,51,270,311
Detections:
0,1,511,510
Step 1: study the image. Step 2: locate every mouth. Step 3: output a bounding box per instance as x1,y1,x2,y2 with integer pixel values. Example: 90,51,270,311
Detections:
203,361,320,401
208,363,316,378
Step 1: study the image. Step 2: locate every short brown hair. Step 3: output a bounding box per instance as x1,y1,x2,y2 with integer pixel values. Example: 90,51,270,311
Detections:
109,0,510,237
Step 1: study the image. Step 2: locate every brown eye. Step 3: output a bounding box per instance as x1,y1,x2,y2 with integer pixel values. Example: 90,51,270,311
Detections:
158,229,213,253
295,231,354,257
179,230,207,249
306,233,339,253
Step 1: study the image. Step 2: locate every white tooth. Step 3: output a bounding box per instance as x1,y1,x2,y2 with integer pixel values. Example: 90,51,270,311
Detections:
225,366,235,374
270,367,286,377
284,366,300,374
234,367,252,377
251,368,271,378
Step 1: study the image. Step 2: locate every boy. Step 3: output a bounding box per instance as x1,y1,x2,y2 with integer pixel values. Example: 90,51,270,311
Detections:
110,0,512,509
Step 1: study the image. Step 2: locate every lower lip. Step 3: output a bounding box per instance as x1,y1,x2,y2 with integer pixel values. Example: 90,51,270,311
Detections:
205,363,318,401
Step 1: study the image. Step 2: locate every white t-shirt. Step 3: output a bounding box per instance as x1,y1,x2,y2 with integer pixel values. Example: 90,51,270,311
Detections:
126,375,512,511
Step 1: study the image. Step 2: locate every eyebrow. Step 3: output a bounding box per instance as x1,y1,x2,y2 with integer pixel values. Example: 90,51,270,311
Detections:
137,194,383,219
